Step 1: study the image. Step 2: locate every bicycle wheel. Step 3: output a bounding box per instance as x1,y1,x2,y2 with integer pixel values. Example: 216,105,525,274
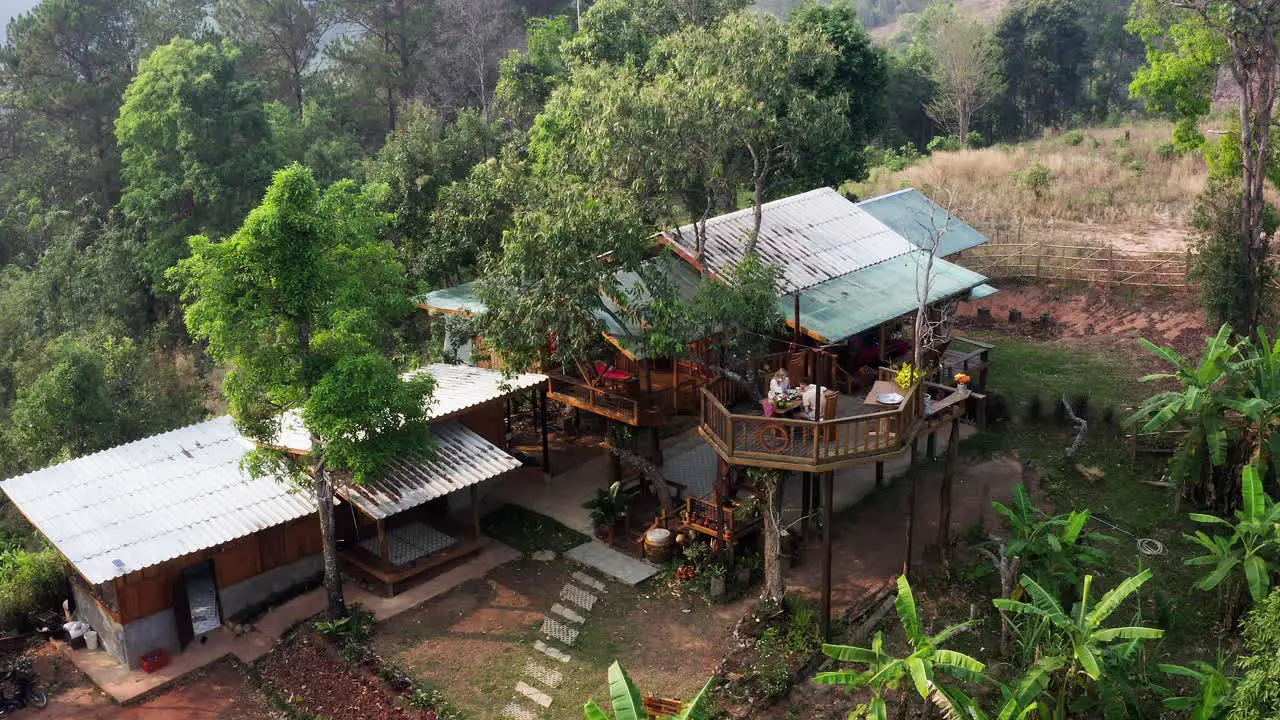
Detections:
27,690,47,709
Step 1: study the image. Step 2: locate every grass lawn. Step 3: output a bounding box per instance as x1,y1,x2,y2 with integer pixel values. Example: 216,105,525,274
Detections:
958,330,1225,663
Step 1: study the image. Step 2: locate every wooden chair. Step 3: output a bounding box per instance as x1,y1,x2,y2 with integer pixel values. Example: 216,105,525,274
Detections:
820,389,840,441
787,352,808,385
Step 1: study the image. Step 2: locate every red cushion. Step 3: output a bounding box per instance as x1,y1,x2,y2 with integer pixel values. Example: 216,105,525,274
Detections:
602,369,632,380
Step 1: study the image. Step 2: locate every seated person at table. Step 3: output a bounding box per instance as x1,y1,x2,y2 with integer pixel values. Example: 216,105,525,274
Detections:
801,383,828,420
768,369,791,400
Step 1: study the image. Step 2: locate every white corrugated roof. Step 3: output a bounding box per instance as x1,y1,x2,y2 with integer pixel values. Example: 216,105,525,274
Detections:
407,363,547,420
665,188,916,294
0,417,315,585
272,364,548,453
338,421,521,520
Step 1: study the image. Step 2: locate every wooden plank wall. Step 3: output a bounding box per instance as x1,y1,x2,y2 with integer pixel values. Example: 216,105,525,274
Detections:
456,400,507,446
113,515,322,624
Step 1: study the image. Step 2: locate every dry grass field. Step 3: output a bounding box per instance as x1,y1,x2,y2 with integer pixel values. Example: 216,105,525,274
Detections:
848,122,1218,252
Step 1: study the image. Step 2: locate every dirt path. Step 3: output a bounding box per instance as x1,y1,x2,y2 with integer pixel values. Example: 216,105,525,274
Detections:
33,658,275,720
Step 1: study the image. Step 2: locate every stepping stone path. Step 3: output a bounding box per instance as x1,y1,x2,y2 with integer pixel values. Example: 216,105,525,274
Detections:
516,682,553,708
572,571,608,593
530,550,556,562
524,662,562,688
549,603,584,624
504,552,618,717
560,583,598,611
540,617,580,646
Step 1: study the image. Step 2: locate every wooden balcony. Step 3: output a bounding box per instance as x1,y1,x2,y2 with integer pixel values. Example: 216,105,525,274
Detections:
546,373,665,427
682,495,762,543
698,372,970,473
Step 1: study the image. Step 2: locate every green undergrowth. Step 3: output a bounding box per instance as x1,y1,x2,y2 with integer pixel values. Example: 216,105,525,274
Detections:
959,331,1223,666
479,503,589,553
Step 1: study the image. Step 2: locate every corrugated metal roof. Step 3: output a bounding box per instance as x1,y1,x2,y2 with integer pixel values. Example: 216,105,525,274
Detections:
338,421,520,520
0,417,315,585
273,364,547,453
968,283,999,300
666,188,916,294
415,281,485,315
857,189,991,257
407,363,547,419
780,252,991,343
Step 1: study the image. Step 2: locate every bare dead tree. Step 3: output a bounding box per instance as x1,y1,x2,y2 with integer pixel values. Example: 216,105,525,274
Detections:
909,188,961,375
436,0,518,125
976,541,1022,656
1167,0,1280,331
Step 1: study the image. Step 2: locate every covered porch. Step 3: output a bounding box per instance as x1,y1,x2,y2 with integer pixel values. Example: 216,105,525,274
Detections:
335,421,523,596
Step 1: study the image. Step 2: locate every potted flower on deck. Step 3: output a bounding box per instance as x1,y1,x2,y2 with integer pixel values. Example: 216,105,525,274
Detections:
584,481,626,543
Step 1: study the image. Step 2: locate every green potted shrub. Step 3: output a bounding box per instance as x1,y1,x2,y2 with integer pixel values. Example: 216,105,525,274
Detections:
705,563,727,599
584,482,625,542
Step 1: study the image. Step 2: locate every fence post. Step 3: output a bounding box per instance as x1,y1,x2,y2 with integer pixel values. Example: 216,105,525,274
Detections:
1108,243,1114,293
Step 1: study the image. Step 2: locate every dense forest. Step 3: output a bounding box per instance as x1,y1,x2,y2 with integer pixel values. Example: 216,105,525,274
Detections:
0,0,1148,508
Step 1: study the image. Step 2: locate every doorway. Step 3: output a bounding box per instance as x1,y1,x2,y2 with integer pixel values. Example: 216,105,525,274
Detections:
182,561,221,639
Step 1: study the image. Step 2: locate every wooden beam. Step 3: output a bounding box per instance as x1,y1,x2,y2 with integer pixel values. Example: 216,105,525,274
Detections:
470,484,481,538
879,324,887,364
540,389,552,482
875,461,885,488
377,519,389,564
800,471,811,541
821,471,834,639
938,418,959,548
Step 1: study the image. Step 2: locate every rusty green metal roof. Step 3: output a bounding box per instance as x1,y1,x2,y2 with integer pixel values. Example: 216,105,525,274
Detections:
858,189,990,257
780,252,993,343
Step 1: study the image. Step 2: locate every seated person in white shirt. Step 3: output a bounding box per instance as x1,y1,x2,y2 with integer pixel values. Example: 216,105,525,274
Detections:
768,369,791,400
802,383,822,419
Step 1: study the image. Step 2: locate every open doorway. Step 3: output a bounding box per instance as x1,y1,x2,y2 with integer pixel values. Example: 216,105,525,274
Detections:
181,561,221,641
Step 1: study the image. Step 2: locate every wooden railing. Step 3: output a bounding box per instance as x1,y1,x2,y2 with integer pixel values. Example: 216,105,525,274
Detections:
683,496,762,543
546,374,661,426
940,337,993,392
698,380,927,472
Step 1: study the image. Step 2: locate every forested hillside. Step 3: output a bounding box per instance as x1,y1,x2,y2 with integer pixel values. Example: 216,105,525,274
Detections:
0,0,1150,481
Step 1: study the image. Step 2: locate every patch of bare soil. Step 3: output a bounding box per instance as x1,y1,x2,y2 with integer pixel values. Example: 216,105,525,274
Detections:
957,282,1207,355
260,631,429,720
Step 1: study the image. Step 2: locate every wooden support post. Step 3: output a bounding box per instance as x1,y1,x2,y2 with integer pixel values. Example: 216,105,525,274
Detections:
800,471,812,541
938,418,959,548
608,421,622,485
904,469,917,577
650,426,663,467
821,471,834,640
540,389,552,482
470,483,481,538
505,398,512,448
875,461,885,488
927,430,937,460
377,519,389,564
794,292,802,345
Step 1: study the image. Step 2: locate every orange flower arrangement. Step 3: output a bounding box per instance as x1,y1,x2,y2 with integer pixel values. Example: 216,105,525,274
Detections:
954,373,972,385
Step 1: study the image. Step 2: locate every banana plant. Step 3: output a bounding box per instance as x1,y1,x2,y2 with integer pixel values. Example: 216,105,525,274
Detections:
1225,329,1280,478
1127,323,1242,512
583,661,712,720
991,483,1116,595
928,657,1063,720
993,570,1164,719
1159,655,1236,720
1184,463,1280,621
814,575,986,720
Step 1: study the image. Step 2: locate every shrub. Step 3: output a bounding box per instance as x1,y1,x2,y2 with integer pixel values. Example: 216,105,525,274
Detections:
1190,178,1279,328
927,135,963,153
1156,141,1178,161
0,546,67,631
1013,161,1054,199
1062,129,1085,146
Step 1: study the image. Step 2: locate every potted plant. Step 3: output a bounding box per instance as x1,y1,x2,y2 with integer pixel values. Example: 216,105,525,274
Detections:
583,482,625,542
705,564,727,599
1008,308,1022,323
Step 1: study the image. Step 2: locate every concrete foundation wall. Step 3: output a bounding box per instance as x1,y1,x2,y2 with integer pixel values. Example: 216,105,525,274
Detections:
71,583,127,666
218,552,322,621
121,609,179,669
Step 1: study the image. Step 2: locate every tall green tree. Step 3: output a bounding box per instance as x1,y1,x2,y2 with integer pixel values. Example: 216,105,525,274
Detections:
1128,0,1280,332
1230,587,1280,720
791,0,889,148
9,334,202,472
474,177,651,373
994,0,1088,134
563,0,748,67
327,0,437,133
172,164,433,617
363,103,494,288
911,2,1003,139
116,39,277,291
214,0,335,116
494,15,574,131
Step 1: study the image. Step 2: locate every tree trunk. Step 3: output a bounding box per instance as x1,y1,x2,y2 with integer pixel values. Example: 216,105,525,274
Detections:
903,468,918,577
312,444,347,618
937,418,959,548
1229,35,1278,332
761,472,785,603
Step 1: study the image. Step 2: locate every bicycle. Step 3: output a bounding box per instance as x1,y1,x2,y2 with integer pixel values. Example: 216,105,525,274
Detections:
0,661,47,715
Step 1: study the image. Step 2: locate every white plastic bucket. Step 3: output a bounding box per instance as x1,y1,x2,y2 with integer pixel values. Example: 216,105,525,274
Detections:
84,630,99,651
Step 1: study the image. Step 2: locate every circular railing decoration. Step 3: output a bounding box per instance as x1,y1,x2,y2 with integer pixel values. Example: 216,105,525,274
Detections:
757,424,792,453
